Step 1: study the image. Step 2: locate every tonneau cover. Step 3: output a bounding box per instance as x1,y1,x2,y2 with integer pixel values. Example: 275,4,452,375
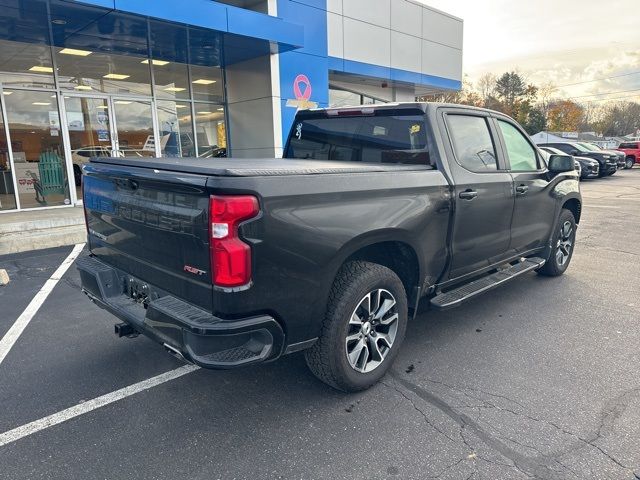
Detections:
89,157,431,177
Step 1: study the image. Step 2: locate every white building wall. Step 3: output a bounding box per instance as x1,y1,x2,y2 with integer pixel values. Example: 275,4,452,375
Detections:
328,0,463,82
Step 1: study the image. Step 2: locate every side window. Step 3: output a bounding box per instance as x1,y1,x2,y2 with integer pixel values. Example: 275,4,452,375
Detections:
498,120,539,171
446,115,498,172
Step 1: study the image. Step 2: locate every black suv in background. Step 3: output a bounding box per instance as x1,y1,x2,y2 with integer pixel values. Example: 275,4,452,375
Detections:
538,142,617,176
539,146,599,179
577,142,625,170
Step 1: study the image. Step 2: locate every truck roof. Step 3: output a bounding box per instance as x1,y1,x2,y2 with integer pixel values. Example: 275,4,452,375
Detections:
303,102,504,117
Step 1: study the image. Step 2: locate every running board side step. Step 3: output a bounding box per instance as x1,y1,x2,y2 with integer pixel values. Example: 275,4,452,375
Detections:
430,257,546,310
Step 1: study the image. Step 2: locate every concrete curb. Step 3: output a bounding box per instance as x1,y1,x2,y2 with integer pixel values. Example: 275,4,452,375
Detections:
0,206,86,255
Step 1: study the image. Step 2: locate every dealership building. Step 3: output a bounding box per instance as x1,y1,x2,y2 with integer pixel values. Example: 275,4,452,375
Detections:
0,0,462,214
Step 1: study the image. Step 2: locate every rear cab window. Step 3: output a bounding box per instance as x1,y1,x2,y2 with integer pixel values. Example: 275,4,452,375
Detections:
284,109,432,167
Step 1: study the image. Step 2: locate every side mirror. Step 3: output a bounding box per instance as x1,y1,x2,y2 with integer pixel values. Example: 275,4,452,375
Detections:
570,149,579,156
548,154,575,173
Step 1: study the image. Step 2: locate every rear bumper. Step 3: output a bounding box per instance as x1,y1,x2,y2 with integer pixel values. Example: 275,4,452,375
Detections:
77,255,285,369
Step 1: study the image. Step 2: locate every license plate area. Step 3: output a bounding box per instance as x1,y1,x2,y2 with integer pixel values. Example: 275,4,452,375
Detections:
124,276,151,307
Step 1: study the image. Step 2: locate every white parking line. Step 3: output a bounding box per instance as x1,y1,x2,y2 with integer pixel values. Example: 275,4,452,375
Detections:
0,364,199,448
0,243,85,366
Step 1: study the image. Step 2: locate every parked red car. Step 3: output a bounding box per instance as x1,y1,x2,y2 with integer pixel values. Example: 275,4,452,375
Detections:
617,141,640,169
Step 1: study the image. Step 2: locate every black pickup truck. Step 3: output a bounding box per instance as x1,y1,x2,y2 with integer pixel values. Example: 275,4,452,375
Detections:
78,103,581,392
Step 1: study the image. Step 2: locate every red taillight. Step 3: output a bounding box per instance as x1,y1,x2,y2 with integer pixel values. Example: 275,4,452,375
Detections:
209,195,259,288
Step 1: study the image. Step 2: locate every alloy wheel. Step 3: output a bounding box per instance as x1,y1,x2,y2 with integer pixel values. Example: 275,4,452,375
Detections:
556,220,574,266
345,289,399,373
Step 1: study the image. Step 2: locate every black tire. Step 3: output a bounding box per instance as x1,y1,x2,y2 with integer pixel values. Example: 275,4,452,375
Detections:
538,209,576,277
305,261,408,392
625,157,635,169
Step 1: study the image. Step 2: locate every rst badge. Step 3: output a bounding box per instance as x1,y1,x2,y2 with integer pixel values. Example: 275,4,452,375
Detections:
184,265,207,276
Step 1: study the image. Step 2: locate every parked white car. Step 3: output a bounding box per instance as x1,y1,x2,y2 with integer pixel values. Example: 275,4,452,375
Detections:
71,146,112,186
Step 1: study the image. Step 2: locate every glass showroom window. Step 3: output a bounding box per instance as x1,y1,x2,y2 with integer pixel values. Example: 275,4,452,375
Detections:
153,61,190,101
0,39,55,90
190,65,224,103
3,90,71,209
55,47,152,96
156,101,195,157
194,104,226,157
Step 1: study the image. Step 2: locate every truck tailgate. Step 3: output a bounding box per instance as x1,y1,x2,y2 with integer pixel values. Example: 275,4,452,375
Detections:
82,162,212,310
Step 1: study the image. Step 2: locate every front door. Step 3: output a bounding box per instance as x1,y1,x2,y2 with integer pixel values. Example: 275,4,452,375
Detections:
494,118,557,253
443,112,515,279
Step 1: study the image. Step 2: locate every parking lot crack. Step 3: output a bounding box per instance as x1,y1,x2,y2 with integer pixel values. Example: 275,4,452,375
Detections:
533,386,640,474
382,380,460,445
389,371,564,480
422,377,527,410
427,457,466,479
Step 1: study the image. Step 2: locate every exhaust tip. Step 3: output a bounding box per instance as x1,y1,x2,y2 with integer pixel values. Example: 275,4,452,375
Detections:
163,343,192,364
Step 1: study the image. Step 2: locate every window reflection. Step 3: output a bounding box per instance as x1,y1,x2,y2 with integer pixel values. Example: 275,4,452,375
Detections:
0,40,55,89
0,30,230,211
112,100,155,157
64,96,112,190
190,65,224,103
153,62,190,101
4,90,71,208
56,48,152,96
157,101,196,157
194,104,226,157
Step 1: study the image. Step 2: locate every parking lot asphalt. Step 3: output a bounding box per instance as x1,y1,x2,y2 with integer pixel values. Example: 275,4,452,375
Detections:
1,170,639,480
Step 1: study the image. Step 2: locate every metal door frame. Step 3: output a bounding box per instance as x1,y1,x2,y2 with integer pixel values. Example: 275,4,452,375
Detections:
61,93,118,205
61,93,160,205
0,82,21,211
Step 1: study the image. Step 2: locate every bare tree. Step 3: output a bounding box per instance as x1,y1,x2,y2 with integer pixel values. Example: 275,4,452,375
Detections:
537,81,556,117
477,73,497,106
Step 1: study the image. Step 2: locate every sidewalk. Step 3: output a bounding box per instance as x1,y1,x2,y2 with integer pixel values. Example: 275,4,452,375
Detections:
0,207,86,255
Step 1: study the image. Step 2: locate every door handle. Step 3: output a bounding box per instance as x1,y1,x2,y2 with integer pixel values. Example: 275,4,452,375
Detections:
515,184,529,194
459,189,478,200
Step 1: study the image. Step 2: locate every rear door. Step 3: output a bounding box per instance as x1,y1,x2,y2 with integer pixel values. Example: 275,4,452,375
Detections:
442,111,515,279
494,117,557,253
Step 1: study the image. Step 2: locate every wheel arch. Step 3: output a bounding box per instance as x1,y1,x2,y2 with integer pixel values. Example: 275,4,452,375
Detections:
331,231,423,313
562,197,582,224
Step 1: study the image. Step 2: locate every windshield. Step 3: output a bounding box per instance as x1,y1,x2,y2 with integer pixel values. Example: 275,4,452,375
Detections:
285,112,432,166
580,143,600,151
572,143,591,153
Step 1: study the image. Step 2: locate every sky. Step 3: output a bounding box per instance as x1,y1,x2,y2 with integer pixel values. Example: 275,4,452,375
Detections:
420,0,640,104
